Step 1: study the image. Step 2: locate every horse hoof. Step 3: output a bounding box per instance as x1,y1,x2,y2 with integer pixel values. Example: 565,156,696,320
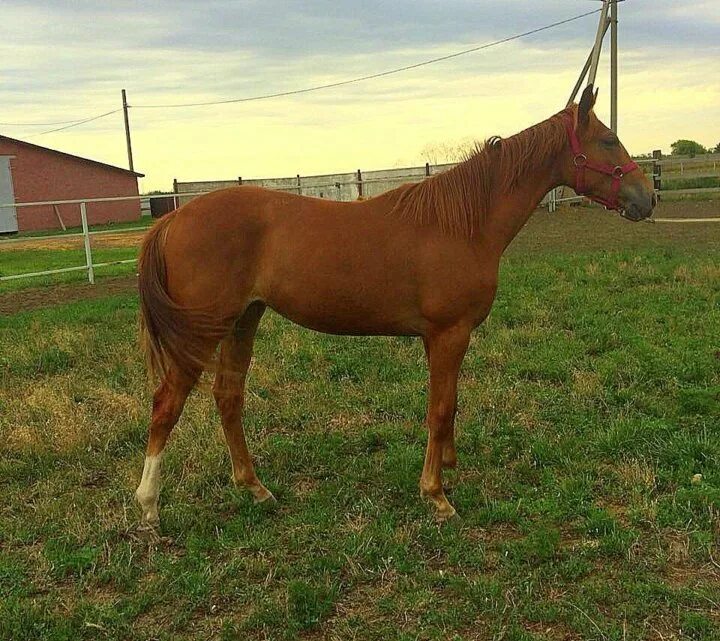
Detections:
436,505,459,523
252,486,276,505
420,488,458,522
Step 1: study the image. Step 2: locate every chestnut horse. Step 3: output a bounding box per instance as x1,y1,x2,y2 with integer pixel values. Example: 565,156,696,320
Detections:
135,86,655,528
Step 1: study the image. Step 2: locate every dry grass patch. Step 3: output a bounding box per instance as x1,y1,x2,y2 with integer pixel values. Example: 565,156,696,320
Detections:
571,370,602,399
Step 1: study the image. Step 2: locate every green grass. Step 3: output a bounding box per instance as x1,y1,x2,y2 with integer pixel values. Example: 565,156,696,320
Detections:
662,177,720,191
0,246,139,293
0,241,718,639
0,216,148,292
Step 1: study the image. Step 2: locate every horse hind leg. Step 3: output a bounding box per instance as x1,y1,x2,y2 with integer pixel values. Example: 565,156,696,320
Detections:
213,303,274,504
135,368,198,531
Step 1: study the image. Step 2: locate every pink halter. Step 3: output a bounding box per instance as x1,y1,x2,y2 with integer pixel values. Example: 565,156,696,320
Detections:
564,116,639,211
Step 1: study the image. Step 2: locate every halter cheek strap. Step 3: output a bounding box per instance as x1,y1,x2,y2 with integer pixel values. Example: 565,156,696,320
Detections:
564,117,639,211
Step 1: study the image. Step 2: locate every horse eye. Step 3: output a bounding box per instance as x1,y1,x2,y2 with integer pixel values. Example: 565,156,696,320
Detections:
602,136,619,147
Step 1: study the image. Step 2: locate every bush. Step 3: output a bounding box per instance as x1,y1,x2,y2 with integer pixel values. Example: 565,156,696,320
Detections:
670,140,708,156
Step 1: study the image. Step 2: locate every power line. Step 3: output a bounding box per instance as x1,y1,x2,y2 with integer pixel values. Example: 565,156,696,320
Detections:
0,117,91,126
131,7,602,109
23,109,122,139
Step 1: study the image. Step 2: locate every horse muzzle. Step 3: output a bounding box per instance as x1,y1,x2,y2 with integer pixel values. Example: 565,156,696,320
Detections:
619,186,657,222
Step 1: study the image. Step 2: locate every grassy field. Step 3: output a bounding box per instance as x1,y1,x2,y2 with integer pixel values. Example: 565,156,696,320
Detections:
0,240,140,293
0,216,151,293
0,211,719,640
662,178,720,191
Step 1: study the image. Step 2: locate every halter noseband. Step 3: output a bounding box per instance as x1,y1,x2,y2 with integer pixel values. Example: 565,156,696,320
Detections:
564,116,639,212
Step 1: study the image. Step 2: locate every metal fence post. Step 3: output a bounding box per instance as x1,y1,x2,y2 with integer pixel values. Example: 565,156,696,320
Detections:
80,202,95,284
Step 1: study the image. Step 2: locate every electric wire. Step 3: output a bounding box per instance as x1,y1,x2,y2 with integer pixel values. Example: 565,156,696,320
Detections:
21,109,123,139
131,8,603,109
0,117,92,126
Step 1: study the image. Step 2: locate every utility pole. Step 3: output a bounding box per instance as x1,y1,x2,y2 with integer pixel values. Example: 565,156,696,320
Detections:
587,0,611,87
566,16,610,107
121,89,135,172
610,0,618,132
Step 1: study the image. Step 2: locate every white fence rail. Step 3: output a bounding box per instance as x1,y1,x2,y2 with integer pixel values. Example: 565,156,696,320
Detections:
0,191,213,284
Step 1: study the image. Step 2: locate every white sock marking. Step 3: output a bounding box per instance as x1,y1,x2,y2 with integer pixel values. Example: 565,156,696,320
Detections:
135,453,163,523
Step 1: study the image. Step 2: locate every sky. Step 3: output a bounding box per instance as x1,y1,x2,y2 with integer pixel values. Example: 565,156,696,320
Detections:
1,0,719,192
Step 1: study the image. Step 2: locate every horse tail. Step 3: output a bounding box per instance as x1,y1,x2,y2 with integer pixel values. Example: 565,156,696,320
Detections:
138,213,230,384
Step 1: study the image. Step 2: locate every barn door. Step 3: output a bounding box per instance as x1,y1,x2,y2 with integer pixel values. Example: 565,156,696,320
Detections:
0,157,19,233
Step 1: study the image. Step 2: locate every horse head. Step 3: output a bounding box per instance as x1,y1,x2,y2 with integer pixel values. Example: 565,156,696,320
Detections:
561,85,656,221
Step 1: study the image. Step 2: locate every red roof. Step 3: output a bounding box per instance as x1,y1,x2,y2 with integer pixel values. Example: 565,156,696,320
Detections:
0,135,144,178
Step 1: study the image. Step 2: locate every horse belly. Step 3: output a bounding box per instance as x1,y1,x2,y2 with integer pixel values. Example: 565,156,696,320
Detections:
265,279,424,336
261,241,425,336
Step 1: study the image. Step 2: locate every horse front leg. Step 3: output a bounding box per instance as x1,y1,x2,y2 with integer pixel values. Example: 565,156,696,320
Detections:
420,325,470,520
422,338,458,470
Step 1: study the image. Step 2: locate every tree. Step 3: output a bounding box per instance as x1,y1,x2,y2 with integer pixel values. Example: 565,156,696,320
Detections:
670,140,707,157
420,138,475,165
713,143,720,154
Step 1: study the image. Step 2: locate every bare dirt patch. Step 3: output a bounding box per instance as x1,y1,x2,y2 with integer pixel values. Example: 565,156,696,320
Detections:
0,275,137,315
510,199,720,255
0,230,146,252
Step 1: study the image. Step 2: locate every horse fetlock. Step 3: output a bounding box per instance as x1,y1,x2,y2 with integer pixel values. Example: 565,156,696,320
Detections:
135,488,159,521
140,512,160,528
419,480,438,496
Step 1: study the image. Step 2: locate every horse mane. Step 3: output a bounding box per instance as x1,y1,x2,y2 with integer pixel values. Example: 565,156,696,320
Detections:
391,106,573,237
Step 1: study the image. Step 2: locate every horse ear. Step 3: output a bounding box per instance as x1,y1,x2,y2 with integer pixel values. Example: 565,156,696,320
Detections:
578,84,596,129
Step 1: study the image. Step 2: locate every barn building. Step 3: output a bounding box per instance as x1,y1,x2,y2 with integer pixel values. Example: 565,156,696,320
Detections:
0,135,144,233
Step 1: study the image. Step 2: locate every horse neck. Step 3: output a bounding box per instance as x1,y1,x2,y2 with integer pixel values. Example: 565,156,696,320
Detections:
479,130,566,254
393,110,570,248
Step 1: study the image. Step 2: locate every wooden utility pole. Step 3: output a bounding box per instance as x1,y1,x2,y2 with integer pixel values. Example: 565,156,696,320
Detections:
587,0,611,87
610,0,618,132
121,89,135,172
566,16,610,106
